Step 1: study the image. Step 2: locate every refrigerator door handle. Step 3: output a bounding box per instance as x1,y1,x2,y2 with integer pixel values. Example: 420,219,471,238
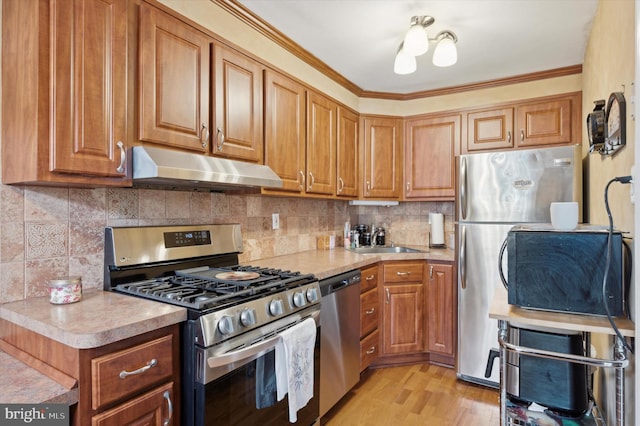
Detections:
460,156,468,220
460,225,467,290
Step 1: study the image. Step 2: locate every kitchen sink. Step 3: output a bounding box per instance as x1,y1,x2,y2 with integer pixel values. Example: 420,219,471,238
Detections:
346,246,424,254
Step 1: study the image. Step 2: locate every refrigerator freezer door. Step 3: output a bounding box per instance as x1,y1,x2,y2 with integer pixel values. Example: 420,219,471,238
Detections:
458,145,580,223
457,223,513,387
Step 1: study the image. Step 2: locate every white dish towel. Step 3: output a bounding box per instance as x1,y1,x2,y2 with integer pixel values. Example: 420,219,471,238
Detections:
275,317,317,423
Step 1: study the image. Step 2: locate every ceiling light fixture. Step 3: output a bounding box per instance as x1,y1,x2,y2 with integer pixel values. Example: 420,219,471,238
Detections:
394,15,458,74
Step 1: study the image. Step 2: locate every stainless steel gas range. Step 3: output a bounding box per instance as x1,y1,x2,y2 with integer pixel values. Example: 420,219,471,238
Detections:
104,224,321,426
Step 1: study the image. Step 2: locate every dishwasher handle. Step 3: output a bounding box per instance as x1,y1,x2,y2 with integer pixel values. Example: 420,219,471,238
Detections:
320,270,361,296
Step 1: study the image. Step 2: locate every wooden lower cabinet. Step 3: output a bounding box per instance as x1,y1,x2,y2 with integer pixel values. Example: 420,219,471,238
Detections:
0,322,180,425
427,262,456,366
380,261,425,357
374,260,456,368
91,382,174,426
359,264,380,371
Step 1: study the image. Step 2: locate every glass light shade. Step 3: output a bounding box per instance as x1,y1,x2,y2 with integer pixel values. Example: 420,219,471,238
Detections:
394,48,416,74
432,35,457,67
403,24,429,56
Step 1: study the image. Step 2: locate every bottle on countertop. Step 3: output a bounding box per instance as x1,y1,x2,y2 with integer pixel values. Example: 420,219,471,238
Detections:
344,220,351,248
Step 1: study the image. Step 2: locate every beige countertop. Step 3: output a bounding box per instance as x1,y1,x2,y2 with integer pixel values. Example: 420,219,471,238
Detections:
0,246,453,404
0,289,187,349
249,246,454,279
489,285,635,336
0,350,78,404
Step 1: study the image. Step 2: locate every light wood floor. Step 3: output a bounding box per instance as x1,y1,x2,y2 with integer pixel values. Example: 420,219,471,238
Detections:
321,363,500,425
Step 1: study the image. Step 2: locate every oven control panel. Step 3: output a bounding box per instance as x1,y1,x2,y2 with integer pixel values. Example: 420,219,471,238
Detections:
196,281,321,346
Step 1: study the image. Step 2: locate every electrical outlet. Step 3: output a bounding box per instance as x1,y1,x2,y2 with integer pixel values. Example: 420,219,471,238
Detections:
272,213,280,230
630,166,636,204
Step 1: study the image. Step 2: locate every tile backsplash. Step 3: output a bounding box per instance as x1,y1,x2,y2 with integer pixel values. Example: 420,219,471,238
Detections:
0,184,453,303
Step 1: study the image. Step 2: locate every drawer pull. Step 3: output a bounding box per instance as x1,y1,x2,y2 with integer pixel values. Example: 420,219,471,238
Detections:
366,346,376,354
365,274,375,281
163,390,173,426
396,271,411,276
365,308,375,315
119,358,158,379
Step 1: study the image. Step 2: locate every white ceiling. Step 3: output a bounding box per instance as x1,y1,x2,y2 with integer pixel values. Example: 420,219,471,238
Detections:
237,0,599,94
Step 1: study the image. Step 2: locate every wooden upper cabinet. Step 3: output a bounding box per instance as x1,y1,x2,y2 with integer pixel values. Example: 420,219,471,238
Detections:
213,44,264,163
264,69,306,193
404,114,459,200
361,116,403,199
139,3,211,152
516,95,577,147
464,92,581,153
466,107,514,152
306,90,336,195
336,107,359,198
2,0,129,186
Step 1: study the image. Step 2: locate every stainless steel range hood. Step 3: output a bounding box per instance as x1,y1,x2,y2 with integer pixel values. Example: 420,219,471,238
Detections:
132,146,283,191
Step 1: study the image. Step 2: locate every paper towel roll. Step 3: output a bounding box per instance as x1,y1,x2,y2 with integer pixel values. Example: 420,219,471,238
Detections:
429,213,445,246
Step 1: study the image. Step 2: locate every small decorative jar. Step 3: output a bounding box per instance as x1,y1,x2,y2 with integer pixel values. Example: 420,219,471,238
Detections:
49,276,82,304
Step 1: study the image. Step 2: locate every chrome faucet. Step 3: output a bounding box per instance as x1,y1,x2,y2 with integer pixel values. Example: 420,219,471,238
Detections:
371,227,380,247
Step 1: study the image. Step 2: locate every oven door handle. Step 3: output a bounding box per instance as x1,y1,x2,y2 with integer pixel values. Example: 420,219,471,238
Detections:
207,334,282,368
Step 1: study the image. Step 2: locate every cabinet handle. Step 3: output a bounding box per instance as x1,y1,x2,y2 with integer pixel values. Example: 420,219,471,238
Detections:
365,308,375,315
366,346,376,354
216,127,224,151
163,390,173,426
429,265,433,280
507,131,511,144
406,182,410,193
520,129,524,142
201,124,210,148
385,288,390,304
366,180,371,194
338,177,345,193
298,171,305,189
115,141,126,173
395,271,411,276
119,358,157,379
365,274,375,281
308,172,315,189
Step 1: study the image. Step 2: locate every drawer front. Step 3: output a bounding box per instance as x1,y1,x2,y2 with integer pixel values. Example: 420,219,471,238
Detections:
360,329,379,372
92,335,174,410
360,264,379,293
383,262,424,283
360,287,378,337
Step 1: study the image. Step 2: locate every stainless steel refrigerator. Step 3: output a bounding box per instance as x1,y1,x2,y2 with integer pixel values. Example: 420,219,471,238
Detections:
456,145,582,387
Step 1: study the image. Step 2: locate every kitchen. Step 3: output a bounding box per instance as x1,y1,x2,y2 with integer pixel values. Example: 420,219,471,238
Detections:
0,0,636,425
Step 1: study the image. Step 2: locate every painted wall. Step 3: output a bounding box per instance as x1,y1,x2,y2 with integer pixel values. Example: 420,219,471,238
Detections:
582,1,635,424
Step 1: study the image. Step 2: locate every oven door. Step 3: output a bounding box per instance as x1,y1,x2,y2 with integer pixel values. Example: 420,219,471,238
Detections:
193,308,320,425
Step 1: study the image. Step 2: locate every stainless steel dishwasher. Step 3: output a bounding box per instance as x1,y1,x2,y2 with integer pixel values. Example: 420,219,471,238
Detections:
319,269,361,417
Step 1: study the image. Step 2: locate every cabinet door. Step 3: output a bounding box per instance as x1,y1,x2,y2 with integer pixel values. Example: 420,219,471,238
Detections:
361,116,402,199
213,45,263,162
382,284,424,355
404,114,459,200
466,107,514,152
427,263,455,358
264,70,306,193
306,91,336,195
336,107,359,197
139,3,211,152
51,0,127,177
516,97,574,147
91,382,174,426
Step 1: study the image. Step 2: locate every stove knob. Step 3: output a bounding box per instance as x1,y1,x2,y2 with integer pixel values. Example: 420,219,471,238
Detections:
269,299,284,316
217,315,235,335
240,308,257,327
292,292,306,308
306,287,319,303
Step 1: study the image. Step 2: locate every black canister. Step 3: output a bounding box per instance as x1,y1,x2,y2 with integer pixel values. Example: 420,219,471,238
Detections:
362,232,371,246
375,227,386,246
